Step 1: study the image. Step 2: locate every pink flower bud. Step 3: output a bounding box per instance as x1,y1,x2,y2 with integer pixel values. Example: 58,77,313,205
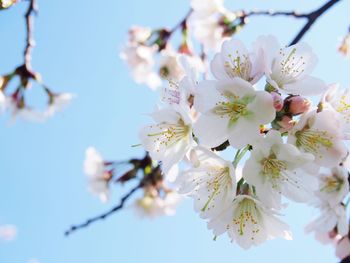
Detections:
287,96,310,115
277,115,294,132
271,92,283,111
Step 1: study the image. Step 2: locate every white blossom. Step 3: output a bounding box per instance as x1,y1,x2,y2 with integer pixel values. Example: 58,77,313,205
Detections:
128,26,152,43
316,166,349,206
306,202,348,237
120,44,161,90
243,130,316,209
161,56,199,106
191,0,225,18
323,84,350,133
211,38,264,84
0,91,6,113
193,78,275,148
83,147,110,203
288,109,347,168
191,16,225,52
7,99,45,123
45,92,74,117
139,105,195,174
133,192,181,219
261,36,327,96
178,146,236,219
208,195,292,249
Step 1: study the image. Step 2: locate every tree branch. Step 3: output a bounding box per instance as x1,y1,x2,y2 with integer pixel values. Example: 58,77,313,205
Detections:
289,0,341,45
24,0,37,69
243,9,308,19
169,8,193,34
64,183,142,236
240,0,342,45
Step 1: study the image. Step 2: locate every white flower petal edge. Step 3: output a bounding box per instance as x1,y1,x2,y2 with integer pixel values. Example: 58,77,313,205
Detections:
193,78,275,148
139,104,195,174
208,195,292,249
177,146,236,219
243,130,316,209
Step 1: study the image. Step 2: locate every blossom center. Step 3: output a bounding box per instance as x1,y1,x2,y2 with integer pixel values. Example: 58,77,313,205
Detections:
200,166,232,212
213,94,255,126
261,155,287,180
224,53,252,81
273,48,306,86
295,129,333,158
232,198,260,237
321,176,344,193
148,119,190,151
336,95,350,123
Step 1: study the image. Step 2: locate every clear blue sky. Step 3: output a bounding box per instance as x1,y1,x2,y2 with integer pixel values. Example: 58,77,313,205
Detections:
0,0,349,262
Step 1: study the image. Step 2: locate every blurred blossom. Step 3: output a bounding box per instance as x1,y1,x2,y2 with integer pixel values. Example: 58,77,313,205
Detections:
128,26,152,43
191,16,225,52
0,0,17,9
120,44,161,89
45,92,75,118
336,237,350,260
0,91,6,112
84,147,111,203
133,191,181,219
159,49,186,81
191,0,225,18
338,34,350,58
0,224,17,242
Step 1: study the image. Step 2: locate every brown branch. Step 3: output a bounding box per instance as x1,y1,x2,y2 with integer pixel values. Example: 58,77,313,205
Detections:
64,183,143,236
169,8,193,34
240,0,341,45
289,0,341,45
243,9,308,19
24,0,37,69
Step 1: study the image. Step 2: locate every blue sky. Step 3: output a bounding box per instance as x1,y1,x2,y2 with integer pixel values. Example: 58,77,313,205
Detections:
0,0,349,262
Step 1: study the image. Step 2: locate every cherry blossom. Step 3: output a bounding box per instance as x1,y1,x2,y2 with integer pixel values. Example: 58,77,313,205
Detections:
139,105,195,174
178,146,236,219
208,195,292,249
288,109,347,168
83,147,111,203
193,77,275,148
243,130,316,209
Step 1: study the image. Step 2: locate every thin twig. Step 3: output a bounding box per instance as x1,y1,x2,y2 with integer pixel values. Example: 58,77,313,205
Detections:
169,8,193,34
24,0,37,69
240,0,341,45
243,9,308,19
64,183,142,236
289,0,341,45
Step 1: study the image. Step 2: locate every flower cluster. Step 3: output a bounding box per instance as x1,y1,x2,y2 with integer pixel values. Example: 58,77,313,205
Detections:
136,35,350,250
83,147,181,217
120,0,255,91
0,71,73,122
